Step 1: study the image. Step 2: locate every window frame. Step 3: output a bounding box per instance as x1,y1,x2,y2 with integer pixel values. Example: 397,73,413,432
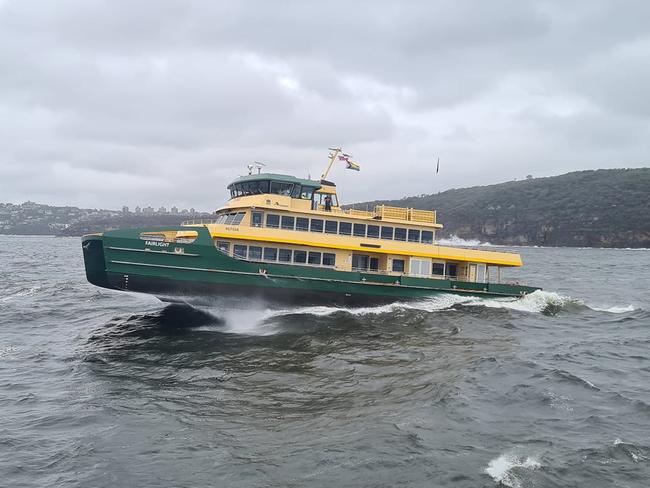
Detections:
248,246,263,261
266,214,280,229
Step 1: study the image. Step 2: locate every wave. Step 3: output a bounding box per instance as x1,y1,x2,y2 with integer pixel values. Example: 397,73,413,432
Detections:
436,235,493,247
485,452,541,488
588,304,637,314
0,285,42,302
228,290,637,323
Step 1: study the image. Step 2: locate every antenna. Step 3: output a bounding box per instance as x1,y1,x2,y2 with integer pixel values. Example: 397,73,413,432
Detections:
251,161,266,174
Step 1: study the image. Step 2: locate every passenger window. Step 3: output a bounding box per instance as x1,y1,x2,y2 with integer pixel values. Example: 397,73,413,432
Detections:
293,250,307,263
408,229,420,243
234,245,247,259
339,222,352,235
322,253,336,266
447,263,458,278
394,228,407,241
369,257,379,271
307,251,321,265
381,226,393,239
278,249,292,262
216,241,230,253
296,217,309,231
251,212,263,227
281,216,295,230
353,223,366,237
325,220,338,234
248,246,262,260
432,262,445,275
266,214,280,228
263,248,277,261
392,259,405,272
367,225,379,238
310,219,324,232
422,230,433,244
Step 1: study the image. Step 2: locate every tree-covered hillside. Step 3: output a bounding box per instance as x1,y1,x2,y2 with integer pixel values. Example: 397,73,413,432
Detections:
356,168,650,248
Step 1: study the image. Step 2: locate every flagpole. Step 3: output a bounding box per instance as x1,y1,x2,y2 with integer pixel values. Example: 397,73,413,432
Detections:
321,147,340,180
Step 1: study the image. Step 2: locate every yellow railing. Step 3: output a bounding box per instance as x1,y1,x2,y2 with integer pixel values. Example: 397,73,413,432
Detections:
374,205,436,224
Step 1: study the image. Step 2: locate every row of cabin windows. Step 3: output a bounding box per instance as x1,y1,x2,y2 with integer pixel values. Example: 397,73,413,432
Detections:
229,181,317,200
217,241,335,267
389,259,457,277
259,213,434,244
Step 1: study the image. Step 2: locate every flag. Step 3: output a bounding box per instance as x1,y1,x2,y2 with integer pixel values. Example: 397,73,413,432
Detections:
338,155,349,161
346,160,360,171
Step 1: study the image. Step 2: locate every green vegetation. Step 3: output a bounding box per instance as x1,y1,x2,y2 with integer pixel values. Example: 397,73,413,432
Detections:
358,168,650,248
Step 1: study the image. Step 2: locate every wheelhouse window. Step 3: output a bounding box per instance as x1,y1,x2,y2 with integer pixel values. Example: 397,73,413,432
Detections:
322,253,336,266
432,262,445,276
392,259,405,273
296,217,309,231
394,227,407,241
325,220,338,234
339,222,352,236
381,226,393,240
270,181,294,196
421,230,434,244
281,216,295,230
229,180,270,197
263,248,277,261
353,223,366,237
234,245,247,259
278,249,292,262
408,229,421,243
367,225,379,239
307,251,321,265
251,211,263,228
293,250,307,263
248,246,262,261
300,187,316,200
266,214,280,228
310,219,324,233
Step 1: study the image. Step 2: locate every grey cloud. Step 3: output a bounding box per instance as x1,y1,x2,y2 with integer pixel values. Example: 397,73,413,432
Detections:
0,0,649,209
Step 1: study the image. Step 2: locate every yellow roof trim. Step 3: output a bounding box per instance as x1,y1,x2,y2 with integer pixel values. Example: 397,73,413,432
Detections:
211,231,522,267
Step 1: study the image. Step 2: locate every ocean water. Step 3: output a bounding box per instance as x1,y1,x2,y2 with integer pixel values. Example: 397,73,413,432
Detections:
1,235,649,488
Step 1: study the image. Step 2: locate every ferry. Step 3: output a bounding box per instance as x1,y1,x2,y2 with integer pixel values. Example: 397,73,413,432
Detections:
82,149,540,305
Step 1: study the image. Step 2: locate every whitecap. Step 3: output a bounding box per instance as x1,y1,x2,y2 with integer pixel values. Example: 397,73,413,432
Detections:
485,453,541,488
588,304,637,314
437,234,493,247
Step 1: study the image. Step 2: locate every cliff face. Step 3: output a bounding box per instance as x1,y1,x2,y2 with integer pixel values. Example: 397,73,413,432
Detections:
356,168,650,248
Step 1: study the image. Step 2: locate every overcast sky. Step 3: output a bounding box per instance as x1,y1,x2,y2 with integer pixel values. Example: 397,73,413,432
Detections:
1,0,648,211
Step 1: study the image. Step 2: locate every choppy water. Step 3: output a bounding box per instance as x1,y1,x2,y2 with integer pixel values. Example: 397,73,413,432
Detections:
1,235,649,488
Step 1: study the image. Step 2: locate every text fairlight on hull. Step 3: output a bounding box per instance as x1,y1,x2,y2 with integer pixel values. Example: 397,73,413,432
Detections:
82,150,540,305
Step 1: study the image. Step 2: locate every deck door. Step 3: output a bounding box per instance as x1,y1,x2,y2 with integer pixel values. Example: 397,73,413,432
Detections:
409,258,431,277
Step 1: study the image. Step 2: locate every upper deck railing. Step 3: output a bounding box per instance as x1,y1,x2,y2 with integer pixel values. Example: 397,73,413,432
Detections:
182,204,437,226
317,204,437,224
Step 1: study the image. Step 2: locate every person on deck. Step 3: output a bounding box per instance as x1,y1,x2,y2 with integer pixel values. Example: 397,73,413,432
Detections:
324,194,332,212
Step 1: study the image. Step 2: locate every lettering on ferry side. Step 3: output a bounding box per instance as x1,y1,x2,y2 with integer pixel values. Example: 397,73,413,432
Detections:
145,240,170,248
225,226,240,231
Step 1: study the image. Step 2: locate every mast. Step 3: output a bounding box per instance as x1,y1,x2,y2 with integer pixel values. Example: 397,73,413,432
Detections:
321,147,341,180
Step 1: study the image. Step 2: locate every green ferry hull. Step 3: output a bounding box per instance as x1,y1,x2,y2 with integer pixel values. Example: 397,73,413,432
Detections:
82,227,540,306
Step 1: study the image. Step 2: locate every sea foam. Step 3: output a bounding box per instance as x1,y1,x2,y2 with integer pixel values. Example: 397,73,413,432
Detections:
485,453,541,488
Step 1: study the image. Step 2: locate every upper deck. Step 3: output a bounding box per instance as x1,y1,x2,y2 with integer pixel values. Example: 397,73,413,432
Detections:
222,173,441,228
